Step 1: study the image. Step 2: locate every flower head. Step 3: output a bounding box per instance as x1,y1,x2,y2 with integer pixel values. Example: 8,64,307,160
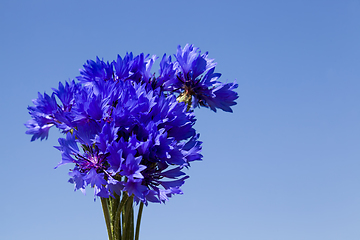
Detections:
170,44,238,112
26,44,236,204
26,52,204,203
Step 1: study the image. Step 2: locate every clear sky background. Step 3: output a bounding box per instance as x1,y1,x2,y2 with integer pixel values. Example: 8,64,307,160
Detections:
1,0,359,239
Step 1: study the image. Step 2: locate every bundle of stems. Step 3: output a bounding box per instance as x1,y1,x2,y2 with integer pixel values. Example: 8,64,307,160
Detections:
101,192,144,240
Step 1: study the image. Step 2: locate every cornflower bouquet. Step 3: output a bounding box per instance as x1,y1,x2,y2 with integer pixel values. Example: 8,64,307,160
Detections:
25,44,238,240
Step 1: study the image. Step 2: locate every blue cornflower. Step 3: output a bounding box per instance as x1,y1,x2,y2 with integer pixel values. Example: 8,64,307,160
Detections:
172,44,239,112
26,56,202,203
26,45,238,240
26,44,237,204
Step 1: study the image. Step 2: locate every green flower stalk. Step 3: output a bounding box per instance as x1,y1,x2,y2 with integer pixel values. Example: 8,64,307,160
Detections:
101,193,143,240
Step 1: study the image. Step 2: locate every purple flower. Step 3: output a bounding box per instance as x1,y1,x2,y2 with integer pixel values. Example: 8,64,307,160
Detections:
172,44,238,112
25,44,236,203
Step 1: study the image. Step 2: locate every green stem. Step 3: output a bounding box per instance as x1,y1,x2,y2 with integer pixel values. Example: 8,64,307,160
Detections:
111,194,120,224
123,195,134,240
130,202,134,239
135,202,144,240
113,193,129,240
101,189,140,240
110,194,120,240
101,197,113,240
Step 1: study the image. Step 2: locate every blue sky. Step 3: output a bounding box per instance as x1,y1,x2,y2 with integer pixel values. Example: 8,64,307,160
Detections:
1,0,359,239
